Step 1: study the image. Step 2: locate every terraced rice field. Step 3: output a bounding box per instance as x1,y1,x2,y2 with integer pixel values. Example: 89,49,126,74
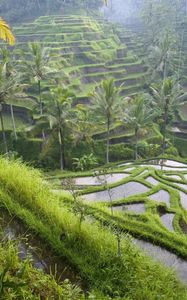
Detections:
49,158,187,283
6,15,147,131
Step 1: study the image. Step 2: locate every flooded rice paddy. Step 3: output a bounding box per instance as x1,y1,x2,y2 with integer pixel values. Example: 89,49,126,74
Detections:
134,239,187,283
0,210,82,285
160,213,175,231
112,202,146,214
145,176,159,186
179,191,187,210
84,181,149,202
74,173,129,186
149,190,170,206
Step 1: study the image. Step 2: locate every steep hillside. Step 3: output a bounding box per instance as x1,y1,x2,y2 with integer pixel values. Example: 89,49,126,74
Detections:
11,14,146,103
0,14,148,162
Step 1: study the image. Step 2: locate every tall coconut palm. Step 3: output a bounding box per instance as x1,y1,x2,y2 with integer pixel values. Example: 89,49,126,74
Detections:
0,18,15,153
0,62,31,144
1,47,16,140
147,32,175,81
0,18,15,45
0,47,29,140
91,78,122,164
124,95,153,160
151,78,187,154
20,42,54,140
26,42,51,116
74,104,97,146
44,86,75,170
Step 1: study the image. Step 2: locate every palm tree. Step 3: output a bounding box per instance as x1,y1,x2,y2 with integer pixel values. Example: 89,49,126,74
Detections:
0,47,31,140
0,18,15,153
74,104,97,146
0,62,31,144
20,42,55,141
124,95,153,160
27,42,51,116
151,78,187,154
0,18,15,45
44,86,75,170
147,32,175,81
91,78,122,164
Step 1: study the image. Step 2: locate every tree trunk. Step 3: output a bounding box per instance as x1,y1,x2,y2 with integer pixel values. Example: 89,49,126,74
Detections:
107,186,113,216
10,104,17,140
38,80,45,141
38,80,42,115
59,128,64,170
0,111,8,154
135,128,138,160
162,99,168,155
117,237,121,257
163,57,167,80
106,117,110,164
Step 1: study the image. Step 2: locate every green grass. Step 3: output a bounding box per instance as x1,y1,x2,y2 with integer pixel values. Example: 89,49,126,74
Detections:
0,225,83,299
0,158,186,299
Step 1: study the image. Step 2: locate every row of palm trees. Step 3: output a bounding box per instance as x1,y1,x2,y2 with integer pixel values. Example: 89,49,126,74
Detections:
94,77,187,164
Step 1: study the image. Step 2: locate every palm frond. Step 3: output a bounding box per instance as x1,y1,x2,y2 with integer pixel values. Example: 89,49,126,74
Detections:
0,18,15,46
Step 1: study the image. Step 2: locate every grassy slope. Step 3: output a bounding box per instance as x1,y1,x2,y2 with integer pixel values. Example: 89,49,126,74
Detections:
0,233,84,299
0,157,186,299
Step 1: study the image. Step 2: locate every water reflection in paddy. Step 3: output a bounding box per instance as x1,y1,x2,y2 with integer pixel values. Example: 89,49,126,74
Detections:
160,214,175,231
145,176,159,186
149,190,170,206
145,159,187,168
164,174,182,181
84,181,149,202
0,212,82,285
113,203,145,214
134,239,187,283
74,173,129,186
179,191,187,210
174,182,187,191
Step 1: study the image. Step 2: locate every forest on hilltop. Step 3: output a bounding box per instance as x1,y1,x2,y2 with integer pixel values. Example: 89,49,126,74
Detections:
0,0,103,23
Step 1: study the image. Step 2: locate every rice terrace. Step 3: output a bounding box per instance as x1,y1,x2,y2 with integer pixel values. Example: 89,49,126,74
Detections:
0,0,187,299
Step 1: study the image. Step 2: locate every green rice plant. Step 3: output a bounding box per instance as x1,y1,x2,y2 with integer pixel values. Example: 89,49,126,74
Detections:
0,158,186,299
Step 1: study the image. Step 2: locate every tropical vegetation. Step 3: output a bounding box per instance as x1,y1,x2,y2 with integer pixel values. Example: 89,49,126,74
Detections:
0,1,187,299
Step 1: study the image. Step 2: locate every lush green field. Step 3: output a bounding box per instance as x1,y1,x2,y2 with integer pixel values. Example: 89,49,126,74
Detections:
47,157,187,259
0,157,186,299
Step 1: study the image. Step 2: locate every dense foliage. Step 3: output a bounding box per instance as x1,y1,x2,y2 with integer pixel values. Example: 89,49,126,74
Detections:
0,3,187,298
0,0,103,23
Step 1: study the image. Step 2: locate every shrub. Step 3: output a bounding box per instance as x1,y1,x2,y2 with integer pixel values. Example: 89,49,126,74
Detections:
14,134,41,164
146,135,163,145
109,143,134,161
148,143,161,157
137,141,149,158
165,146,179,156
73,153,98,171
